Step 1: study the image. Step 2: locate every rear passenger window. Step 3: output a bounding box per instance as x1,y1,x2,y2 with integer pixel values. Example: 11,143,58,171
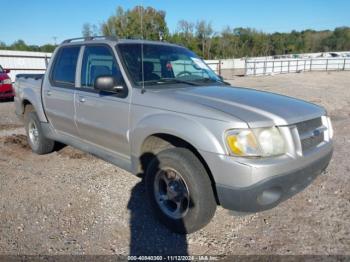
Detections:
51,46,80,87
81,45,123,88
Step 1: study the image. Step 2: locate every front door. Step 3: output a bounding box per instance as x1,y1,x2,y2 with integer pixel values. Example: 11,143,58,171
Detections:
74,45,130,158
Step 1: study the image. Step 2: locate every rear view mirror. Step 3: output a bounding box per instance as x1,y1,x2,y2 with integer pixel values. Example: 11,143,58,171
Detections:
94,76,124,93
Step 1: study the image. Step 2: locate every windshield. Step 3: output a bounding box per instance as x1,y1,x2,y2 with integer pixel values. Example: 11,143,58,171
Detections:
0,65,3,73
117,43,221,87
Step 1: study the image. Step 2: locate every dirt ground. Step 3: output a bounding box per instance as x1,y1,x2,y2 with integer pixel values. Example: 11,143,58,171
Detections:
0,71,349,256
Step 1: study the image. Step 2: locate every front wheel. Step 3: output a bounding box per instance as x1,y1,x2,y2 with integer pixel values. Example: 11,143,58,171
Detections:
145,148,217,234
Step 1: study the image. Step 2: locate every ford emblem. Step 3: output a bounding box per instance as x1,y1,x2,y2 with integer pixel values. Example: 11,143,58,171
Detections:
313,130,321,136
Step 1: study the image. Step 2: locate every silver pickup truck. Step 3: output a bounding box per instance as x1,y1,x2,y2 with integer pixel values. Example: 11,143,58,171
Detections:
14,36,333,234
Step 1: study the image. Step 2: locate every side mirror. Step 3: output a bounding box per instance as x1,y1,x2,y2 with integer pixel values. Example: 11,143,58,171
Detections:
4,69,10,74
94,76,124,93
218,75,224,81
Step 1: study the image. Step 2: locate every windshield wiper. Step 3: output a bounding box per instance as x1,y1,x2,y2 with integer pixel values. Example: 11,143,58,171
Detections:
194,77,217,82
158,78,201,86
142,78,201,86
194,77,231,86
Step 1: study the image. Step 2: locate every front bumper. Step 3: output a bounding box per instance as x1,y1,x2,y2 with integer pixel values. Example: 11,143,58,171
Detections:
201,141,333,212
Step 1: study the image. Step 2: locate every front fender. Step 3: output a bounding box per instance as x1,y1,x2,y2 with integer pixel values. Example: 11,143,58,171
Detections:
130,113,229,173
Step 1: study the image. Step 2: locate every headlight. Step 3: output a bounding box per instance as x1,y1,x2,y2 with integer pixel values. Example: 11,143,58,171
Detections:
2,78,12,85
226,129,260,156
254,127,286,156
225,127,285,157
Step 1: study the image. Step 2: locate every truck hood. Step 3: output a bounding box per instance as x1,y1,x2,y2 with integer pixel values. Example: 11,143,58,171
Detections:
152,85,326,128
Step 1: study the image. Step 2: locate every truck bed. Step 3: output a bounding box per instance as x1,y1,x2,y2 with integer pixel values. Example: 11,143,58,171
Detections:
16,74,44,80
14,73,46,122
15,74,44,90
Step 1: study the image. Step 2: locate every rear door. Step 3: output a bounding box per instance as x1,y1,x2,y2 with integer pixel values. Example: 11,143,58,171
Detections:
43,46,81,136
74,45,130,157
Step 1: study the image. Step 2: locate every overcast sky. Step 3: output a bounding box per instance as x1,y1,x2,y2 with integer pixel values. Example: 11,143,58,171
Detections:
2,0,349,45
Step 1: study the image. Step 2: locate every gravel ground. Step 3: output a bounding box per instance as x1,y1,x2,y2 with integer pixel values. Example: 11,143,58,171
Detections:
0,71,349,256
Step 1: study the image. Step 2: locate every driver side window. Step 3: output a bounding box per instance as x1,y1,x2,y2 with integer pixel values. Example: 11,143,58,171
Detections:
81,45,124,89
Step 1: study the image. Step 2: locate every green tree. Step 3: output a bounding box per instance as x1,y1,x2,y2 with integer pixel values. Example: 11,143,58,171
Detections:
82,23,100,38
10,40,29,51
195,20,214,59
0,41,8,50
82,23,93,38
40,44,56,53
101,6,168,40
169,20,200,54
1,5,350,60
0,40,57,52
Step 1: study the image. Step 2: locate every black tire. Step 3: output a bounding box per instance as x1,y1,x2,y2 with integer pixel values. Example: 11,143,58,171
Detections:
24,105,55,154
145,147,217,234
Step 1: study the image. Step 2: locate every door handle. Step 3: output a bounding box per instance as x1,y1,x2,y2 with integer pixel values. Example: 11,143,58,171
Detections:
79,97,86,103
46,90,52,96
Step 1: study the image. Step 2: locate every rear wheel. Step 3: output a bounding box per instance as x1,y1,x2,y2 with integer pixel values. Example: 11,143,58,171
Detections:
24,106,55,154
145,148,217,234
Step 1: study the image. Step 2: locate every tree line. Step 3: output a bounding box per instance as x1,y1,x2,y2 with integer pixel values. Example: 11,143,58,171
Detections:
0,40,56,53
1,5,349,59
89,6,350,59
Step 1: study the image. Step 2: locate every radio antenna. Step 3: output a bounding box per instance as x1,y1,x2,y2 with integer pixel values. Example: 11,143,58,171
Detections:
140,3,146,94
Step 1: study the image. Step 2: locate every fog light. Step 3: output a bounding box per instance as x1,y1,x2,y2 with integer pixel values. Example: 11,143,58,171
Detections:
257,187,282,206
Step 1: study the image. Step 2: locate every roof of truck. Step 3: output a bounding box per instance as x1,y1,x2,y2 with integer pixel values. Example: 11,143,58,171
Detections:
60,36,182,48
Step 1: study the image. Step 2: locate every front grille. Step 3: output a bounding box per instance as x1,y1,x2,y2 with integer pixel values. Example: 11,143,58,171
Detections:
296,118,322,134
301,132,324,151
296,117,325,152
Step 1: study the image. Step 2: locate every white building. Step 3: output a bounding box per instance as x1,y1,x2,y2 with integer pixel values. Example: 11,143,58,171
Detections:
0,50,52,81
